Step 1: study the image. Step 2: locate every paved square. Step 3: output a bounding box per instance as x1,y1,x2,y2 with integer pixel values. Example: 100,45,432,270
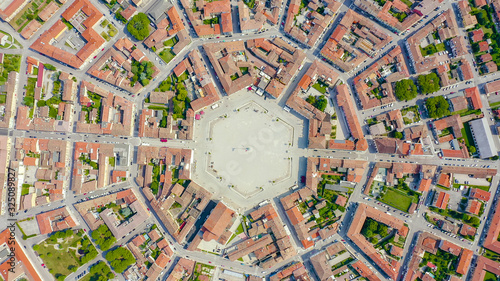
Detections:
207,102,293,197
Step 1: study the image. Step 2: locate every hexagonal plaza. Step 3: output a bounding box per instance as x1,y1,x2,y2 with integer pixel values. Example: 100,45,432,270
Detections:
208,101,293,197
191,94,305,206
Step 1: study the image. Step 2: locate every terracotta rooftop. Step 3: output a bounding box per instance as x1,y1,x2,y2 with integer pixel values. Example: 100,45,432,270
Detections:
30,0,105,69
201,202,235,243
469,188,491,201
347,203,404,280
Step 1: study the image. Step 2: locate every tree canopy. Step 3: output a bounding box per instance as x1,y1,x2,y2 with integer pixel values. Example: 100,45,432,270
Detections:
131,60,155,86
105,247,135,273
394,79,418,101
426,96,450,119
86,261,114,281
306,95,328,112
417,73,441,94
127,13,150,41
91,224,116,251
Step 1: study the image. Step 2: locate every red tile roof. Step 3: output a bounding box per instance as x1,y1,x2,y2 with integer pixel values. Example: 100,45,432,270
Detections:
418,178,432,192
31,0,105,69
201,202,235,242
36,207,77,235
439,240,461,255
0,229,42,281
469,188,490,201
286,206,304,225
120,4,137,20
464,87,482,109
456,248,473,275
434,191,449,209
467,199,481,215
437,173,451,188
471,29,484,42
336,84,364,140
478,41,489,52
335,195,347,207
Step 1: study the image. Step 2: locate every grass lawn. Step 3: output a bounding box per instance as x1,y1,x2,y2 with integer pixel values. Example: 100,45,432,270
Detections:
25,77,37,97
490,101,500,109
421,44,438,56
453,183,490,191
484,271,499,281
159,49,175,64
235,223,244,235
436,184,451,190
21,184,30,196
0,95,6,104
0,54,21,85
482,26,494,36
400,0,412,7
227,233,237,244
435,43,446,52
163,36,178,47
36,232,96,279
177,71,189,82
483,248,500,262
0,30,13,49
193,263,215,280
312,82,327,94
379,188,413,212
461,122,475,147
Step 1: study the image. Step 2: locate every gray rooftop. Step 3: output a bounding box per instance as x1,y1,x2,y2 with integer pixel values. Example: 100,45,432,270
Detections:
146,0,171,23
469,118,497,159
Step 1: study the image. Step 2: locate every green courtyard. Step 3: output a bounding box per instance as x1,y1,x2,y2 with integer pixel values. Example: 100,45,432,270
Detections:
34,230,98,280
378,187,416,212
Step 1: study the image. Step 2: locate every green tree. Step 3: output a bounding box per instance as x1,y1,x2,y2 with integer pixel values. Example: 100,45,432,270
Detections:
141,78,150,86
394,79,418,101
367,219,378,232
23,96,34,107
306,95,315,104
472,42,480,53
363,229,373,238
127,13,151,41
418,73,441,94
91,224,116,251
314,95,328,112
468,146,476,154
105,247,135,273
394,131,403,139
468,216,480,226
150,181,159,194
378,224,388,236
426,96,450,119
32,244,39,251
37,100,46,107
44,64,56,71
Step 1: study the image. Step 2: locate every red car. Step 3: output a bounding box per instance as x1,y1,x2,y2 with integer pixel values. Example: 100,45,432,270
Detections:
160,138,168,142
